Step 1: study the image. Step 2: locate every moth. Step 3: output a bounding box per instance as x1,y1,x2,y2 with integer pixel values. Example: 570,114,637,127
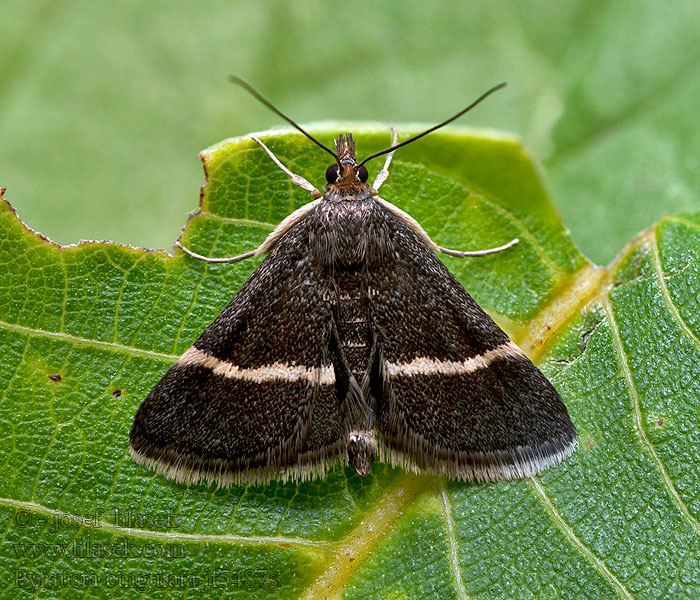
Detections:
129,78,576,486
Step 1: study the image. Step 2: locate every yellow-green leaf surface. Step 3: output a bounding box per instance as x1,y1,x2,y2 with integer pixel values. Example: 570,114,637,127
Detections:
1,127,699,599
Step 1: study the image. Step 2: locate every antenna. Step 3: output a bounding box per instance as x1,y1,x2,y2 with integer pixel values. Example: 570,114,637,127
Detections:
357,82,507,167
230,76,340,165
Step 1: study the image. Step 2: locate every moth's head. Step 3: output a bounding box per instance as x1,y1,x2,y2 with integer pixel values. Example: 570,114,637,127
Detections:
324,133,369,187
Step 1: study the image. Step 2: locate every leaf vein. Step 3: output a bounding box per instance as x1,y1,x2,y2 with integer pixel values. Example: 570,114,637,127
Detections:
651,228,700,350
529,478,634,600
440,485,471,600
603,299,700,534
197,211,276,230
663,215,700,234
0,320,179,362
0,497,331,550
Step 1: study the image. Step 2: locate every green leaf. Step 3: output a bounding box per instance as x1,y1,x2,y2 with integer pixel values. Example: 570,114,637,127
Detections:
1,128,699,599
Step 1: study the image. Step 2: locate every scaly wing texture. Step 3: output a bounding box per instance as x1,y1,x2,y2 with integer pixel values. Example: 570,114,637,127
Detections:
368,201,577,481
129,214,347,485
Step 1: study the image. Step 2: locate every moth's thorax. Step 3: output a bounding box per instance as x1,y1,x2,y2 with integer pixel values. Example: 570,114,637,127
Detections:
323,180,373,204
313,197,383,269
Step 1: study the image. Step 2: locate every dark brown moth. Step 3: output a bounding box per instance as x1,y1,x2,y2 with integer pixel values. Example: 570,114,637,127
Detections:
129,78,576,486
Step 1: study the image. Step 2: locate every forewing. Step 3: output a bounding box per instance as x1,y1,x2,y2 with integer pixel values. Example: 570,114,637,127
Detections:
368,208,576,482
129,220,346,486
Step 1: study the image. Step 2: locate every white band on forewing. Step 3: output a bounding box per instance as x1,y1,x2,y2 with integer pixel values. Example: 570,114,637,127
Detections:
178,340,524,385
386,341,524,377
178,346,335,384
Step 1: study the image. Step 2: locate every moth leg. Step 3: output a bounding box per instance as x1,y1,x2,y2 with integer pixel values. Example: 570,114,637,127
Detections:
375,196,519,257
372,127,399,192
174,242,256,264
251,136,322,199
175,195,324,263
175,136,325,264
371,130,516,257
438,237,519,257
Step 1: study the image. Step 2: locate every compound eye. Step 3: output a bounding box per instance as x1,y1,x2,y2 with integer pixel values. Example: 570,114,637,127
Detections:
325,164,340,183
357,164,369,183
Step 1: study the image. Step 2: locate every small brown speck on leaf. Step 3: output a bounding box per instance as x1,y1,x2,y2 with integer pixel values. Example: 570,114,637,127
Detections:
112,389,122,398
48,374,62,382
656,419,665,427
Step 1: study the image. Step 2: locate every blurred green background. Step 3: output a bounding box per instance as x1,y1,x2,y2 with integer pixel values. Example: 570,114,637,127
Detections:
1,0,698,265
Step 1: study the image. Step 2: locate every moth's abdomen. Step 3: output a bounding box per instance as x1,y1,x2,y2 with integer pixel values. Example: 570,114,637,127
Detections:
331,265,379,476
334,268,372,380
